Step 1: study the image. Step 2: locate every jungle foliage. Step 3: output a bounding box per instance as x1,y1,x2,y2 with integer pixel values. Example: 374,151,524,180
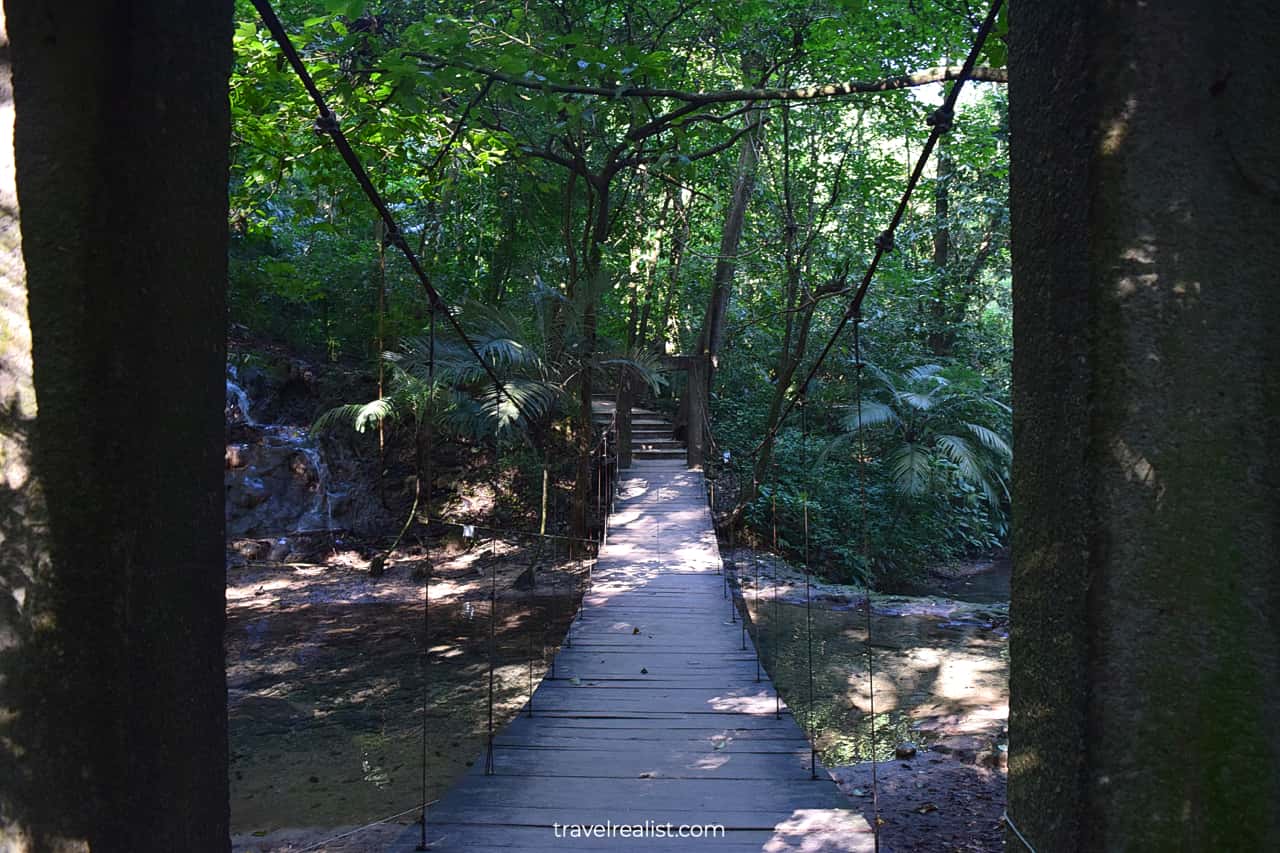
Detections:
229,0,1012,583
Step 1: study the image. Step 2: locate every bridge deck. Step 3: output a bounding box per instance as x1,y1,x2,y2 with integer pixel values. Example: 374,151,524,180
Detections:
404,461,871,851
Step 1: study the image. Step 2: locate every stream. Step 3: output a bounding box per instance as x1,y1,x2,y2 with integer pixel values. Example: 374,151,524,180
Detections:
227,570,580,840
737,554,1010,768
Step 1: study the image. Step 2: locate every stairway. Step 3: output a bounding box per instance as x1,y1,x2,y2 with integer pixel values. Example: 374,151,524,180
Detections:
591,395,686,467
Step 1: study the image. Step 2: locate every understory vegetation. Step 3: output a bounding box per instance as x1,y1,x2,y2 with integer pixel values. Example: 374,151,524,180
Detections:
229,0,1012,586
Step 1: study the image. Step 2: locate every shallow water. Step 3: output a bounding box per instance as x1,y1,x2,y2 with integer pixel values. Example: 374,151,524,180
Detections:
884,558,1012,605
747,590,1008,766
227,593,577,835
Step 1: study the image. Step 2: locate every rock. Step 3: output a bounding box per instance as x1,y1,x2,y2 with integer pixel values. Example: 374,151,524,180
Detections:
267,539,291,562
894,742,918,759
231,476,270,510
931,735,986,762
231,539,271,560
225,443,251,469
978,747,1008,770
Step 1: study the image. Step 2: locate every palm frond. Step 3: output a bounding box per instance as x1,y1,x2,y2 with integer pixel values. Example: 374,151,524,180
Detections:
840,399,900,432
935,433,986,483
896,390,937,411
863,361,897,393
311,398,396,435
904,363,946,382
888,442,932,497
965,422,1012,458
599,353,668,395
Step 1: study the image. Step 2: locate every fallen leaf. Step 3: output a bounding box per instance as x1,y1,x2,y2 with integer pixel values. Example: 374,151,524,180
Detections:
915,803,938,814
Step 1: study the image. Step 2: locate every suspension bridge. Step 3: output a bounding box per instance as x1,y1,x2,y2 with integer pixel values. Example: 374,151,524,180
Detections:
397,402,873,851
241,1,1005,846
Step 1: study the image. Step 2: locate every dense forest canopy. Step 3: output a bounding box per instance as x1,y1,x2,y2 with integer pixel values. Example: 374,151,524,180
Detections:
228,0,1012,583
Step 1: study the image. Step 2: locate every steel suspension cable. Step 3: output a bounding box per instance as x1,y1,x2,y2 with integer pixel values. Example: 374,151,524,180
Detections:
747,0,1005,461
249,0,531,424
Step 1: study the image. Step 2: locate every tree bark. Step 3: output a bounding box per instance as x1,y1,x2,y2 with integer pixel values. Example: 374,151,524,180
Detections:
927,143,952,356
698,110,762,363
648,186,692,355
681,110,763,465
570,177,612,540
1,2,232,849
1008,3,1280,850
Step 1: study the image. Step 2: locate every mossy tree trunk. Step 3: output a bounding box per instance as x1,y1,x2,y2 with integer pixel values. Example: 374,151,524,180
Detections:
1008,3,1280,850
1,2,232,849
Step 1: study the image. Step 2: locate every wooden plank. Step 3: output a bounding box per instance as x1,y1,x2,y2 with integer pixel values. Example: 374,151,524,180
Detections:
389,465,859,851
414,823,872,852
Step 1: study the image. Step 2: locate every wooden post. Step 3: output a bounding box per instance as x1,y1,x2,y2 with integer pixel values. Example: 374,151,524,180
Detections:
685,354,709,469
617,376,633,469
1008,4,1280,849
2,2,232,847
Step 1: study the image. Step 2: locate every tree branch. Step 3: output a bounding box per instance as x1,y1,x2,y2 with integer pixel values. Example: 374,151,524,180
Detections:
414,56,1007,105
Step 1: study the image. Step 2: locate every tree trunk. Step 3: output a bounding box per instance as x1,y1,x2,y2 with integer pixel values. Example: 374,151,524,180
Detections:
682,112,763,465
685,354,709,469
698,111,762,362
1,3,231,849
649,187,692,355
1008,4,1280,850
570,179,612,540
927,143,952,356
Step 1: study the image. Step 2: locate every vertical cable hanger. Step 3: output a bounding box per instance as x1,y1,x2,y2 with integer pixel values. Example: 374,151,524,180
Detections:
800,392,817,781
752,474,762,683
527,536,536,718
484,430,501,776
854,318,881,853
417,307,435,851
484,535,498,775
771,469,781,720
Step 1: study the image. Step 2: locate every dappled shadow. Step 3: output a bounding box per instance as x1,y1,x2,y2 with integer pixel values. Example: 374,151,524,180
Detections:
226,552,584,836
0,395,90,847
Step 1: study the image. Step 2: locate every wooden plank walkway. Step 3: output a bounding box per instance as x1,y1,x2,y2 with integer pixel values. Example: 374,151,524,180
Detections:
399,460,872,851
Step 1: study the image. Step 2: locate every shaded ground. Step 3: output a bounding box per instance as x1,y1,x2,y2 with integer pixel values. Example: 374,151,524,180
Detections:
227,540,587,851
727,549,1009,853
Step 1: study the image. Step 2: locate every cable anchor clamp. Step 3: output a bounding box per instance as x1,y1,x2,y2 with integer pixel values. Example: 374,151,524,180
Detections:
926,106,955,134
313,110,340,136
